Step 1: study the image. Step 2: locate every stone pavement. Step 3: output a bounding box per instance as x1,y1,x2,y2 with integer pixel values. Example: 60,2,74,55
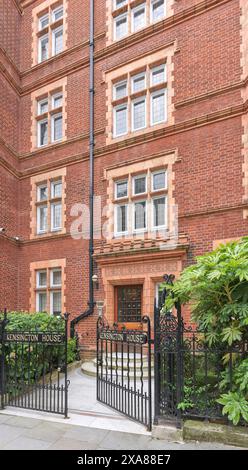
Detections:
0,414,241,450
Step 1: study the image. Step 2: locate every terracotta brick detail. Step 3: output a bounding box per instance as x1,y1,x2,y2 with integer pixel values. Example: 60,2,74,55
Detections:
29,258,66,313
30,77,67,150
31,0,68,67
30,167,67,239
104,44,175,145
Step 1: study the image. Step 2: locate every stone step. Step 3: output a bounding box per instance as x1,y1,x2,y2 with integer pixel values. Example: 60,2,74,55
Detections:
92,358,153,370
81,361,154,379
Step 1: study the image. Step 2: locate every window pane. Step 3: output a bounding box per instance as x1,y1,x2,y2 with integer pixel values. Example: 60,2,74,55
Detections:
39,36,48,62
53,115,62,141
39,120,48,146
134,201,146,230
115,0,127,9
134,176,146,194
117,286,142,323
151,65,166,85
38,206,47,232
132,74,146,93
51,291,62,316
53,28,63,54
37,292,47,312
114,82,127,100
52,94,63,109
152,0,165,22
51,203,62,230
152,91,166,124
153,197,166,227
132,5,146,32
37,271,47,287
115,15,127,39
116,181,128,199
53,6,63,21
52,181,62,198
38,99,48,115
133,98,146,130
38,185,48,201
52,269,62,286
116,205,128,233
153,171,166,190
39,14,49,30
115,106,127,136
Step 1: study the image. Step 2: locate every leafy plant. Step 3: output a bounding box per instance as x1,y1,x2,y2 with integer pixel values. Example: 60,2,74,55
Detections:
164,238,248,425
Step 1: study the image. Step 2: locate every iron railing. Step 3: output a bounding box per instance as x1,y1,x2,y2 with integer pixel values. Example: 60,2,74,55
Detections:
96,316,152,431
0,310,70,418
154,305,248,427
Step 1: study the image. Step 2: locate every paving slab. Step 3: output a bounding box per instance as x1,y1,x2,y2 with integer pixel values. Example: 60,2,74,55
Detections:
3,436,51,450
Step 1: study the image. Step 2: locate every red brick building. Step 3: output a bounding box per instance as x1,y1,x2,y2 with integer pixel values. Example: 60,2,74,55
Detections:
0,0,247,356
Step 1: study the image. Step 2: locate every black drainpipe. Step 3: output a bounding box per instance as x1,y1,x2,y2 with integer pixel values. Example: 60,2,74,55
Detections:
70,0,95,338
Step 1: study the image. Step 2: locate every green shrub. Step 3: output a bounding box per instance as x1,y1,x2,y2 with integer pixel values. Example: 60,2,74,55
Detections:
0,312,78,392
164,238,248,425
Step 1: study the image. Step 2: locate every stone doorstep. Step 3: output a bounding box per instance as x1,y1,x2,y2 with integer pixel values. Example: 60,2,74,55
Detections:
152,420,248,448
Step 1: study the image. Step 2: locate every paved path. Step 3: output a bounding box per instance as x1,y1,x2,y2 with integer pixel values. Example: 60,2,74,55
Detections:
0,414,240,450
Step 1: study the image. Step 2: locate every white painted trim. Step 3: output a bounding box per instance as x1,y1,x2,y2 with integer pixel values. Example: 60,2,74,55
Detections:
151,169,167,191
133,200,147,233
132,174,147,196
52,25,64,56
114,12,128,41
150,0,166,24
37,118,48,147
38,34,49,63
131,3,147,33
51,112,63,143
151,195,167,230
150,88,167,126
115,179,128,199
131,95,147,131
113,103,128,137
114,203,129,236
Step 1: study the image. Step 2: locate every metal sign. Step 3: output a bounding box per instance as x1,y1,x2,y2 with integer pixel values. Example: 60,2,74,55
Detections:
99,330,147,345
3,332,65,345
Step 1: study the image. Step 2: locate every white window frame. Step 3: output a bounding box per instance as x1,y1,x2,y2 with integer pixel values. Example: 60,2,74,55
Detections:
51,112,63,143
151,64,167,86
114,204,129,236
114,13,128,40
38,34,49,63
114,0,128,10
113,80,128,100
52,92,63,110
132,174,147,196
151,195,167,230
36,270,47,289
131,96,147,132
37,118,48,147
114,103,128,137
131,72,146,94
36,291,47,313
37,184,48,202
115,180,128,199
50,290,62,316
52,5,64,23
37,205,48,234
150,89,167,126
133,200,147,233
51,180,62,199
37,98,48,116
52,26,63,56
39,13,49,31
151,170,167,192
131,3,147,33
150,0,166,23
51,202,62,232
50,268,62,288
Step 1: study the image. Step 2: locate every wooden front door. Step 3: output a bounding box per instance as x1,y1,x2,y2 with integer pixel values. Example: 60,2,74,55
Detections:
115,285,143,329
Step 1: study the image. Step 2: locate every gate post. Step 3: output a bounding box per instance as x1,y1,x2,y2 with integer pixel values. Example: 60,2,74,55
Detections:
64,313,70,419
0,309,7,410
154,304,160,425
176,301,183,429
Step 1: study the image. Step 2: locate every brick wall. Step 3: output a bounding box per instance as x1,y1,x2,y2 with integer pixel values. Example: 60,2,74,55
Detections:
0,0,247,353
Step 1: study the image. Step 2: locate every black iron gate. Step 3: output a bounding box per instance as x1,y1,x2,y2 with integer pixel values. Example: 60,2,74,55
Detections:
96,316,152,431
0,311,70,418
